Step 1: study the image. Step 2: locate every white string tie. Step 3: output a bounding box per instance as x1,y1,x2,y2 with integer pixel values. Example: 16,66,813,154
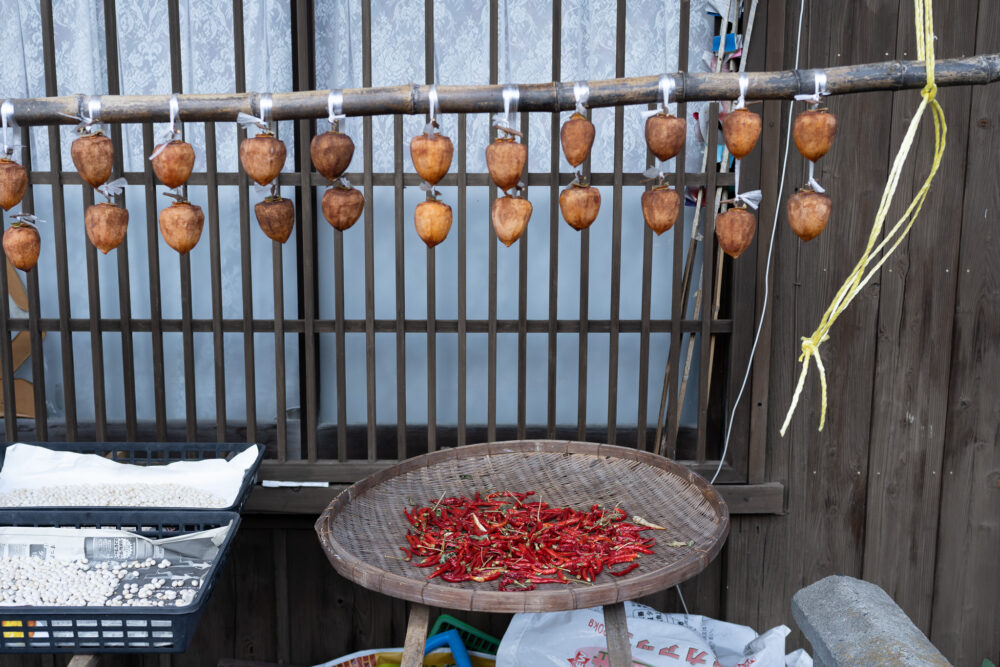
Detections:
734,73,749,110
237,94,272,135
12,213,43,229
0,100,22,159
97,177,128,200
642,75,676,119
794,70,829,105
423,85,440,137
327,90,345,129
643,165,668,182
807,160,826,193
573,82,589,115
59,95,102,133
419,180,440,198
734,160,763,209
492,85,519,131
149,94,181,160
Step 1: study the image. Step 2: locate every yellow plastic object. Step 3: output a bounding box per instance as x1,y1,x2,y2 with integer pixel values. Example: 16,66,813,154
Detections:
327,651,494,667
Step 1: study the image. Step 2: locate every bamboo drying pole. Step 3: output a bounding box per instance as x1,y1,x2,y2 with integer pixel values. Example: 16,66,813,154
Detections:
4,54,999,125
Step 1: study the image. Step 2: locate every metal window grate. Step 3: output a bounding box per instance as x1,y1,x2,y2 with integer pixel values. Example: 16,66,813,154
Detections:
0,0,764,493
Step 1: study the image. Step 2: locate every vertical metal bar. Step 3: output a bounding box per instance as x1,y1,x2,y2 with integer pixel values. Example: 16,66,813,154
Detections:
487,0,498,443
272,239,287,459
335,221,347,460
362,0,376,459
168,0,197,443
575,107,591,442
516,109,528,440
424,0,437,452
665,0,691,459
637,107,655,450
205,122,228,443
696,110,719,463
39,0,78,441
294,0,317,460
393,114,406,458
82,185,108,442
606,0,626,445
104,0,137,442
456,113,467,447
142,122,167,441
179,255,196,439
0,220,16,440
20,127,47,439
547,0,561,440
232,0,258,444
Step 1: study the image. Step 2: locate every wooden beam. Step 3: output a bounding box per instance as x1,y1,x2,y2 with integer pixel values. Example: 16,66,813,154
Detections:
245,480,784,515
5,54,999,125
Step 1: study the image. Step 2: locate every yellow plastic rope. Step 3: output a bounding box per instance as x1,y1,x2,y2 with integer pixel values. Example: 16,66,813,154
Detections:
780,0,946,436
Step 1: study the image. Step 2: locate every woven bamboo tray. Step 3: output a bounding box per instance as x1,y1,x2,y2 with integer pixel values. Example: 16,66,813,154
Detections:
315,441,729,613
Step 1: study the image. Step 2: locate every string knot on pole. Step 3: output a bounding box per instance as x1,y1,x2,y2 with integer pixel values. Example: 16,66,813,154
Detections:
149,93,182,160
0,100,23,160
237,93,273,135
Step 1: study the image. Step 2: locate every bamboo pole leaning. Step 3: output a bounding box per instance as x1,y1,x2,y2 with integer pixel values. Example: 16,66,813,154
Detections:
4,54,1000,126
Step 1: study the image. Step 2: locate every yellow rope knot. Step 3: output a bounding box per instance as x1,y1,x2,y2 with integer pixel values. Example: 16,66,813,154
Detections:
780,0,945,436
797,334,828,363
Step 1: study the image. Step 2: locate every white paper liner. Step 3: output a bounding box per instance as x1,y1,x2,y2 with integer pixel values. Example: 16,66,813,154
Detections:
0,443,260,508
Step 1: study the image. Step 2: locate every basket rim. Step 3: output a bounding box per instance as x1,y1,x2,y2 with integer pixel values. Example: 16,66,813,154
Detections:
0,510,241,618
0,441,263,514
315,440,729,613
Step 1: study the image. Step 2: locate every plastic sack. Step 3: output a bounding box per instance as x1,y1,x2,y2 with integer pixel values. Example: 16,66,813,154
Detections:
497,602,812,667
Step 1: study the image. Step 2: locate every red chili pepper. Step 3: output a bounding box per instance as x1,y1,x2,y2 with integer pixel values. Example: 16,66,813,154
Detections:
609,563,639,576
440,570,471,583
405,492,658,589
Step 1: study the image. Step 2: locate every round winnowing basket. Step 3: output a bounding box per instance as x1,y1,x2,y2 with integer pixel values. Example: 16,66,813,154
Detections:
315,441,729,613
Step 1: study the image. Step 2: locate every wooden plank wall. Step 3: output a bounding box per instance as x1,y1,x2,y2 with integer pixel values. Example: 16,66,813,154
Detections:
1,1,997,666
727,1,1000,665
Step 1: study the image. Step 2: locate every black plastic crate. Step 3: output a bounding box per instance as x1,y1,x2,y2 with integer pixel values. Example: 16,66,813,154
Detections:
0,442,263,513
0,510,241,653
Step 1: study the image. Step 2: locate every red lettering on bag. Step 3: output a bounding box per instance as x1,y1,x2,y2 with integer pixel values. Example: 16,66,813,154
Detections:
636,639,653,651
659,644,680,658
685,649,708,665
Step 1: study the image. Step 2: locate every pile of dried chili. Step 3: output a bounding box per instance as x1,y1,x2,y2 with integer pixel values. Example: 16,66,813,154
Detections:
400,491,658,591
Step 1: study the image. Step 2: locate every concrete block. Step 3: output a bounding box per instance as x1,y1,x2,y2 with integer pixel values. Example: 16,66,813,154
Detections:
792,575,951,666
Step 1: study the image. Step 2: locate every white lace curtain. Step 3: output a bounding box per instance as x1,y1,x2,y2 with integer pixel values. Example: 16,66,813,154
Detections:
0,0,717,429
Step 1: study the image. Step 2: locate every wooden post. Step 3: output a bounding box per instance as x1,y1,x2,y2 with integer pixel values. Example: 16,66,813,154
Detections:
401,603,431,667
67,656,99,667
604,603,633,667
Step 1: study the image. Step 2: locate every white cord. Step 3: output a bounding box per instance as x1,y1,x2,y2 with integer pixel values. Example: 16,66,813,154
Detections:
711,0,807,485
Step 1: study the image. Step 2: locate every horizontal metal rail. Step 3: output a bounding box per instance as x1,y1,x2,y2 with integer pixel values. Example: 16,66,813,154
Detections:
5,54,998,125
3,318,734,334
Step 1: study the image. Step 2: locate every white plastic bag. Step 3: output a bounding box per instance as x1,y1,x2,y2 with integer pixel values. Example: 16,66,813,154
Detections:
497,601,811,667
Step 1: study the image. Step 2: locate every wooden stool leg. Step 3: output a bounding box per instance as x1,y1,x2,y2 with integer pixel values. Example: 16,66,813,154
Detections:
604,603,633,667
67,657,99,667
401,603,431,667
